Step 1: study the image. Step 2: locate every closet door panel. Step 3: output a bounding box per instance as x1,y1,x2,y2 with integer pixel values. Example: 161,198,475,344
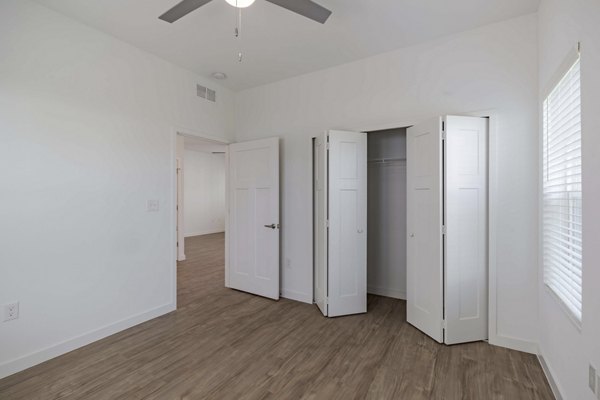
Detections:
406,118,444,343
328,130,367,317
444,116,488,344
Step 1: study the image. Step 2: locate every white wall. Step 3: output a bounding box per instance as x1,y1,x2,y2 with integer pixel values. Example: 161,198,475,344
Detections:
538,0,600,398
183,150,226,237
0,0,234,378
367,130,407,300
235,14,539,351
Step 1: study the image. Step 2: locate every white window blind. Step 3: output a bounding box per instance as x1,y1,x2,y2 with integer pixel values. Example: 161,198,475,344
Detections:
542,56,582,322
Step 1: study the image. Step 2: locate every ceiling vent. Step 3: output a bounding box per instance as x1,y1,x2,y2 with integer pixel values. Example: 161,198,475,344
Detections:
207,88,216,102
197,84,216,103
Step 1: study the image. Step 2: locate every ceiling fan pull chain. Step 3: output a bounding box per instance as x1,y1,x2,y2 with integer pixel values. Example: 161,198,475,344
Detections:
234,2,241,38
236,5,243,63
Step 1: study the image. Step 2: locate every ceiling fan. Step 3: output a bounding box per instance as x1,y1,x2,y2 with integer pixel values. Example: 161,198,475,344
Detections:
159,0,332,24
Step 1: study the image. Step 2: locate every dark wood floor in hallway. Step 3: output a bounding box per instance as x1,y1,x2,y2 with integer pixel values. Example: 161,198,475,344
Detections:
0,233,554,399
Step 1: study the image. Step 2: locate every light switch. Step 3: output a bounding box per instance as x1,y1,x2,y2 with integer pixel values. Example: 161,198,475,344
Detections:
4,302,19,322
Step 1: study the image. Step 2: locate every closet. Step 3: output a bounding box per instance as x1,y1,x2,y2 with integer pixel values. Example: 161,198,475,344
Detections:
367,129,407,300
312,129,406,317
313,115,488,345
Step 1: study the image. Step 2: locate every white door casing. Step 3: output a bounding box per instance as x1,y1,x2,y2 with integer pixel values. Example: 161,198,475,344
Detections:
176,133,186,262
327,130,367,317
228,137,280,300
406,117,444,343
444,116,488,344
176,157,186,261
314,133,328,315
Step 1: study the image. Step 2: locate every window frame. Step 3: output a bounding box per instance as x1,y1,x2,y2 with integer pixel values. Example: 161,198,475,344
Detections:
540,44,583,330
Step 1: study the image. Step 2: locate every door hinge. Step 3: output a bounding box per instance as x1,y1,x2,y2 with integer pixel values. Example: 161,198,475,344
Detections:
326,219,330,228
442,319,447,329
442,225,447,235
442,121,446,140
326,142,330,150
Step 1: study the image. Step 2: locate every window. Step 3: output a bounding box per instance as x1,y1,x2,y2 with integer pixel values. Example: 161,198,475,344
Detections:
542,55,582,323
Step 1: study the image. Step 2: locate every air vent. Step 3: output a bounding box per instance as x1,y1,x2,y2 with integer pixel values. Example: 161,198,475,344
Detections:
196,84,207,99
197,84,216,103
207,88,216,102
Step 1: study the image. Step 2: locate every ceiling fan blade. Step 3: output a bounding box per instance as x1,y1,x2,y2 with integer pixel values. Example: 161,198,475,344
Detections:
265,0,332,24
159,0,214,23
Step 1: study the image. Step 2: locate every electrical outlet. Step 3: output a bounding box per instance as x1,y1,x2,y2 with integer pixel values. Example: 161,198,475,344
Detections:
285,258,292,269
590,365,597,393
4,302,19,322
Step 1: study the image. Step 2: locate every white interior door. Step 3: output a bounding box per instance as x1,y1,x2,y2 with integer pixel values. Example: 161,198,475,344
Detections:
313,133,328,315
328,130,367,317
407,117,444,343
228,137,280,300
444,116,488,344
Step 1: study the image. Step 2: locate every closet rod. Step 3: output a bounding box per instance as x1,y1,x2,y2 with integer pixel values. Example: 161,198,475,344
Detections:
368,157,406,164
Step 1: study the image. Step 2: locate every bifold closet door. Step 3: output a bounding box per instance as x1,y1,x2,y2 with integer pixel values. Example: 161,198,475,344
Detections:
406,118,444,343
327,130,367,317
444,116,488,344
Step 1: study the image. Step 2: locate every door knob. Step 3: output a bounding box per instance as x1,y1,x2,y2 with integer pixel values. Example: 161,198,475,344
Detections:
264,224,279,229
410,233,415,238
357,229,364,234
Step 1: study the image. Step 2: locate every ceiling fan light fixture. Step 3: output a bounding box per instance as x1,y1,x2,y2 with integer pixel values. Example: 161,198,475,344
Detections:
224,0,255,8
212,72,228,80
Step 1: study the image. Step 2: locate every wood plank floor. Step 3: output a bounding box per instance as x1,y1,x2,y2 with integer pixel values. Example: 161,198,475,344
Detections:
0,233,554,399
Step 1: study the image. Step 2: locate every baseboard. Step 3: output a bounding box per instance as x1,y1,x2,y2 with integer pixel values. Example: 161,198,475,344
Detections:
280,289,312,304
537,354,563,400
489,333,538,354
367,285,406,300
0,302,175,380
184,230,224,238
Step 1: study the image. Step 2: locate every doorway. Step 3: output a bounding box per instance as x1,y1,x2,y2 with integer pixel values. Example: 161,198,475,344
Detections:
366,128,408,301
175,133,228,305
174,132,282,305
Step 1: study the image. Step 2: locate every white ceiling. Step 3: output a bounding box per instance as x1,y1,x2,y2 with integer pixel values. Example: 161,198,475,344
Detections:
34,0,539,91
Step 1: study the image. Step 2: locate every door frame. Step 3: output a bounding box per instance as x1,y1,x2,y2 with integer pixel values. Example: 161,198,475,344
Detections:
308,113,498,339
176,156,185,262
312,135,328,314
170,128,231,309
